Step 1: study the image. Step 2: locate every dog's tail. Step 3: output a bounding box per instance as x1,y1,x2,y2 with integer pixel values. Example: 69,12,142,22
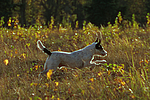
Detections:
37,40,52,55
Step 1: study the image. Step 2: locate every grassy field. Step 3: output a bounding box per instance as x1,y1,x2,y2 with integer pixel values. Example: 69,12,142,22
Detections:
0,17,150,100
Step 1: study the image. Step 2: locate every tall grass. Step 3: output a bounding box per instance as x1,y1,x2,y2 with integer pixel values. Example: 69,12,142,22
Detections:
0,14,149,99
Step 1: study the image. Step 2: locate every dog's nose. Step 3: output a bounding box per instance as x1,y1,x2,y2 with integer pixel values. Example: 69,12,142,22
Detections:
103,50,107,56
105,53,107,56
105,51,107,55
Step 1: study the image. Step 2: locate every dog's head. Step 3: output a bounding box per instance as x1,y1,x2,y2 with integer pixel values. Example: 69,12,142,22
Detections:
94,38,107,57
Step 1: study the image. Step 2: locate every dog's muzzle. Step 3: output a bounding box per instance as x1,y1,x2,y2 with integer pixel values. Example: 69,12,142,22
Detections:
101,50,107,56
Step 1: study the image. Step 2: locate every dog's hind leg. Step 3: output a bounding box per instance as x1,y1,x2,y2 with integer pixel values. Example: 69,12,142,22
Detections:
38,69,49,80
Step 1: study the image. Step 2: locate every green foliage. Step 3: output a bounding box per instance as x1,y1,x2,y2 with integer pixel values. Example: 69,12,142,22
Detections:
0,14,150,99
1,0,150,28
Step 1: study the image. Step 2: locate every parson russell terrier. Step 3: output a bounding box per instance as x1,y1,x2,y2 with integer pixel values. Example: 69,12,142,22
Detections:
37,38,107,77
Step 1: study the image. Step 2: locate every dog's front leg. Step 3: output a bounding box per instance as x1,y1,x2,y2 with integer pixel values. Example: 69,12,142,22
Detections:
84,59,105,67
83,61,96,67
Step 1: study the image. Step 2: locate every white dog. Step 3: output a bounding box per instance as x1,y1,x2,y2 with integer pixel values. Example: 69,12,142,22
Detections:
37,38,107,76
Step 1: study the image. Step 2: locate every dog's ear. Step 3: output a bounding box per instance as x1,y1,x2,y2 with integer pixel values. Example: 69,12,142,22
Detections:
97,40,100,46
98,39,101,44
95,39,102,49
95,38,99,42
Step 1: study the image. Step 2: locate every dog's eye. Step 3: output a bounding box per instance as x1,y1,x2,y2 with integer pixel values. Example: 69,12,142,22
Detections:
96,44,103,49
98,45,102,49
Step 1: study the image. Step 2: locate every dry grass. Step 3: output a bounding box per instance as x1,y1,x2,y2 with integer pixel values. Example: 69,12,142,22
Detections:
0,20,149,100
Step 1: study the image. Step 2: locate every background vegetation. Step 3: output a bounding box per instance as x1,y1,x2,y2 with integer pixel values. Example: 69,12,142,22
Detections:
0,0,150,99
1,0,150,28
0,11,150,99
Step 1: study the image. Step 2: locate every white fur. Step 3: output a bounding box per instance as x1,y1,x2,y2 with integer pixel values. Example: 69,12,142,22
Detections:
37,40,45,51
37,40,107,76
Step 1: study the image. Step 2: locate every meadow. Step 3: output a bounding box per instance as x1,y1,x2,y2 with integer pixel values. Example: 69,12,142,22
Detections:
0,15,150,100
